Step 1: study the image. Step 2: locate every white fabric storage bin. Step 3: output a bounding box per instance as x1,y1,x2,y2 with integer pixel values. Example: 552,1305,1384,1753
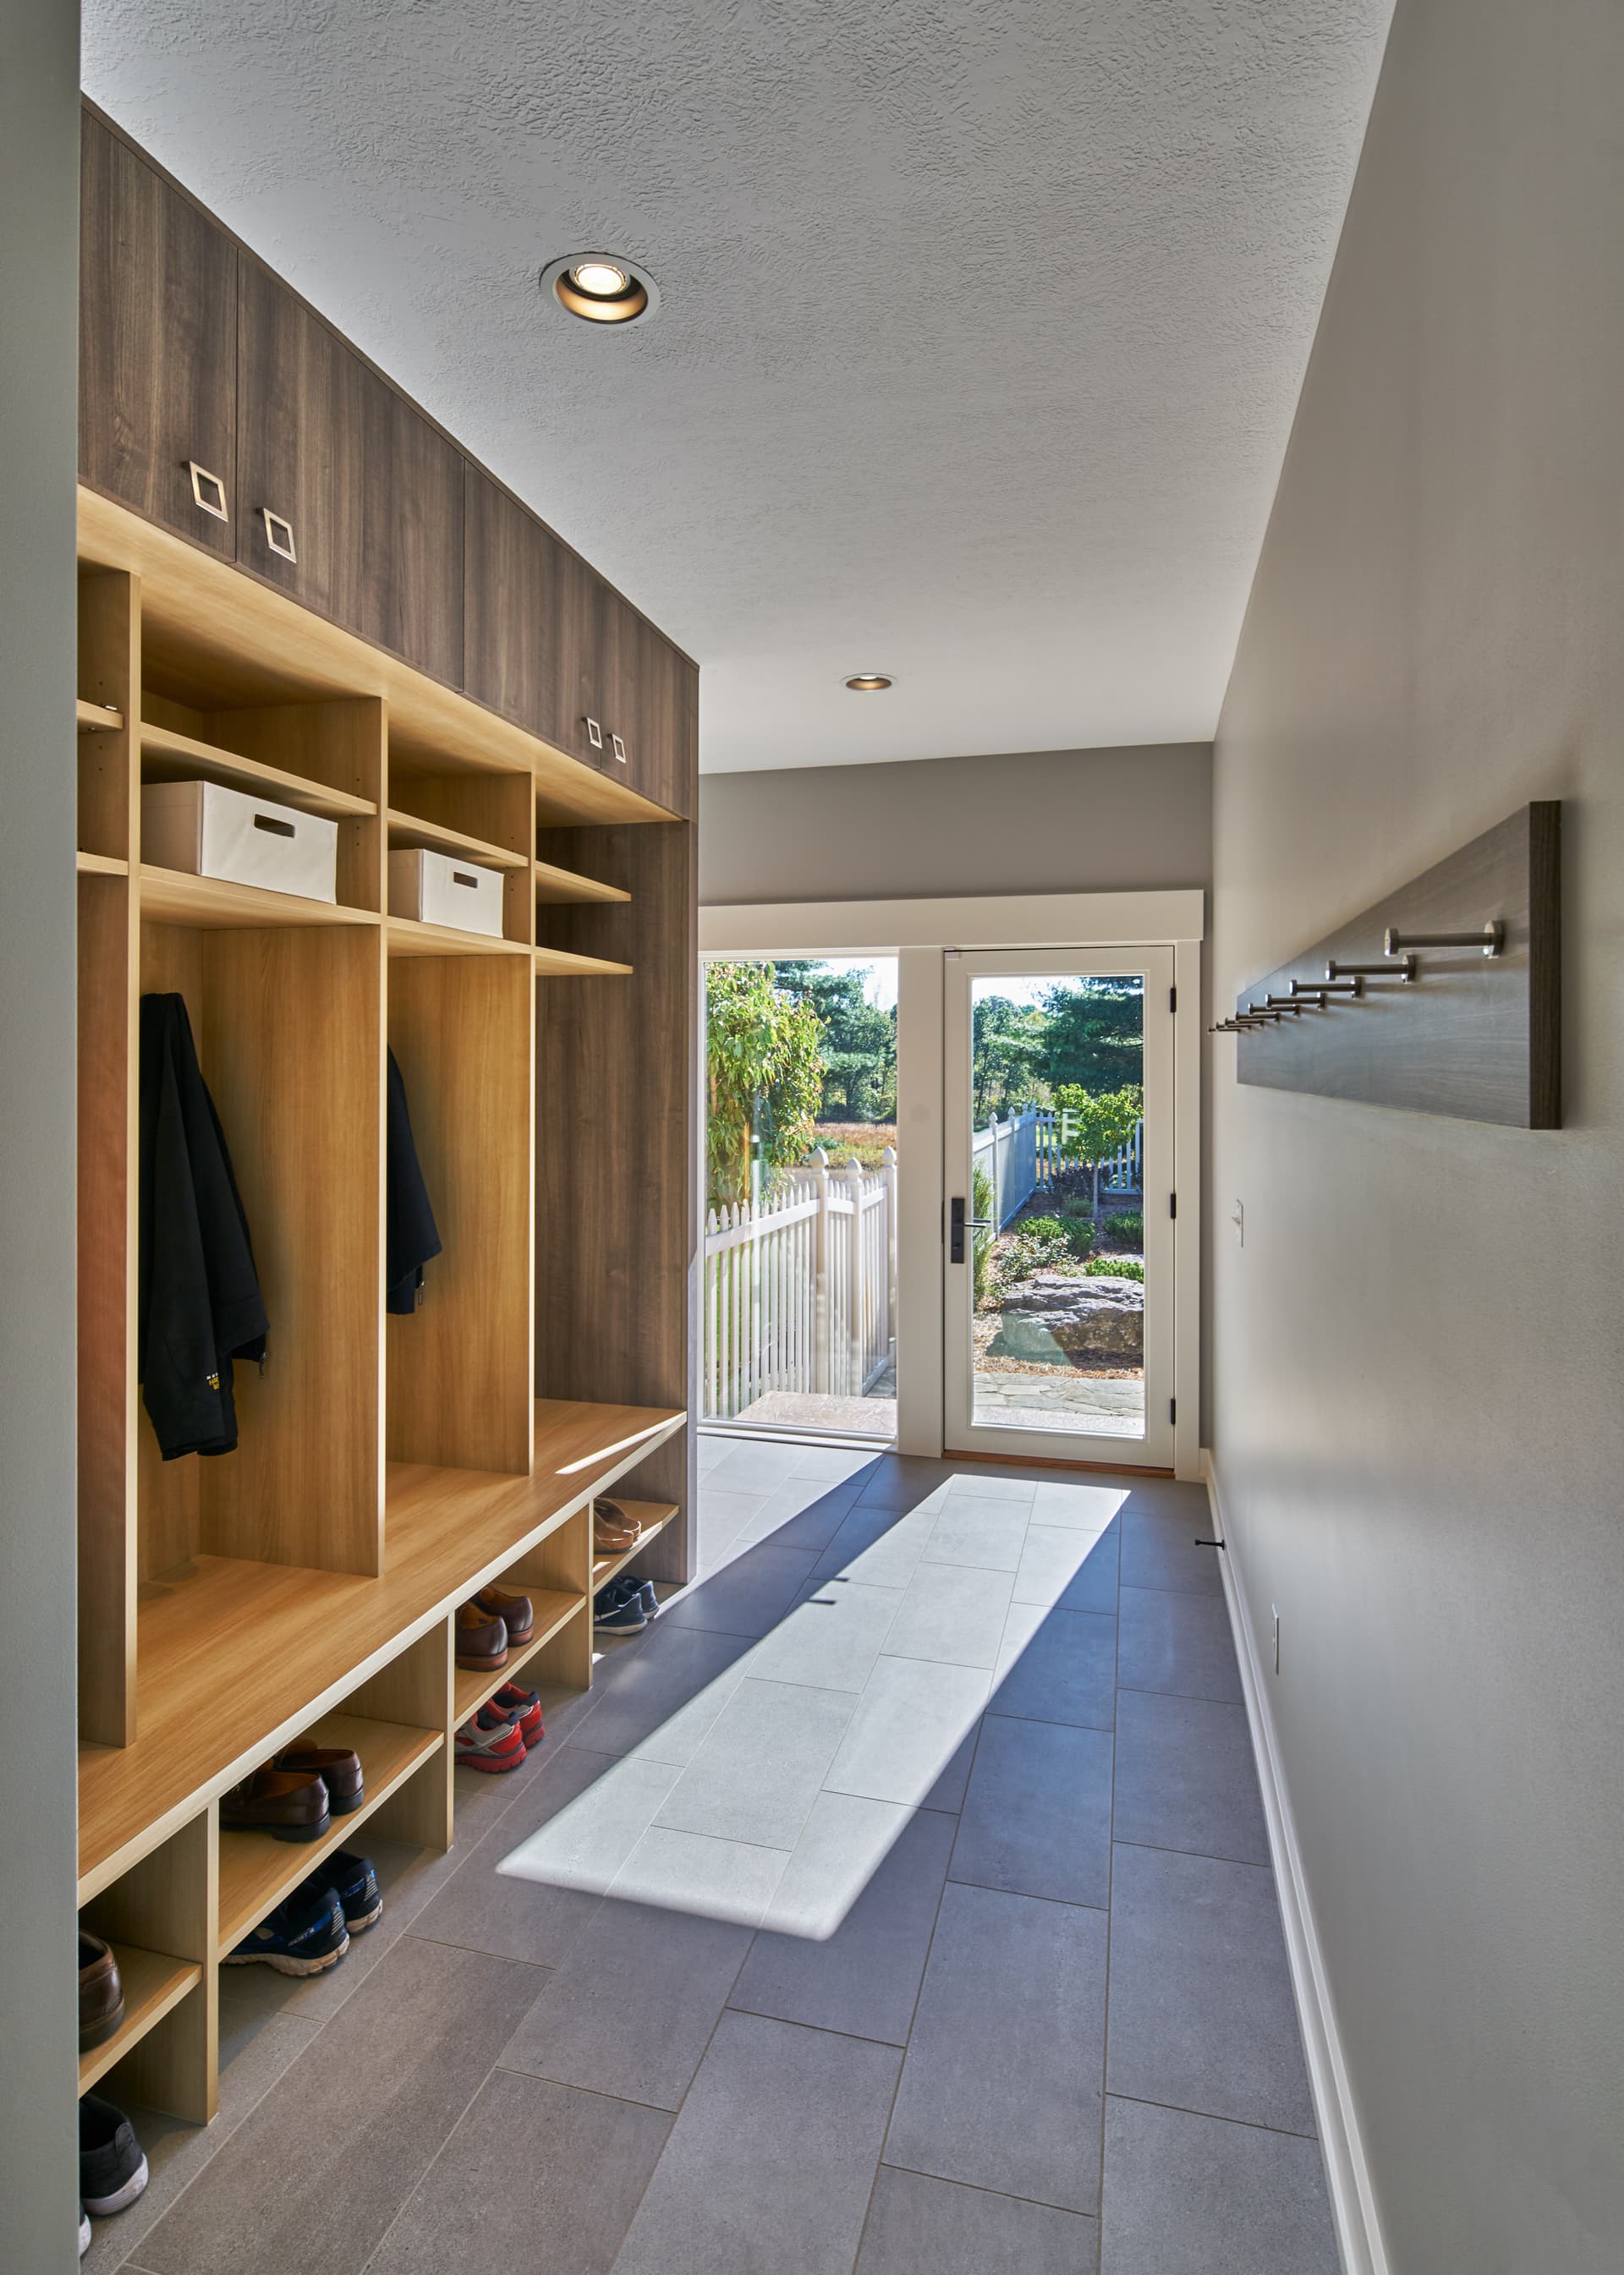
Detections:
388,847,505,938
141,779,338,903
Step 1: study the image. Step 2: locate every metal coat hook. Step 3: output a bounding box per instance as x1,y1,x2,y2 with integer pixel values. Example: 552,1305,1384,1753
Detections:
1295,975,1363,998
1385,922,1504,958
1327,956,1417,982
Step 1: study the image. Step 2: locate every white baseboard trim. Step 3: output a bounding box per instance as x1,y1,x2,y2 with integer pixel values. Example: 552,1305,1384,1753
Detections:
1203,1450,1391,2275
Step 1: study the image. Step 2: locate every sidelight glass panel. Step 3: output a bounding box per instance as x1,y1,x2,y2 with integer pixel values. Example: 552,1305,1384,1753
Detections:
968,973,1146,1439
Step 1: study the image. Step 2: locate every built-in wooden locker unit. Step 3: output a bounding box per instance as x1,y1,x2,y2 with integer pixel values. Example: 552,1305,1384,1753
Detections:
74,104,698,2131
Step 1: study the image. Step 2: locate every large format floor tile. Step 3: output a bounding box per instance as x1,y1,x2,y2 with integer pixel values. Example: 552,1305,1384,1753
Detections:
824,1655,990,1809
886,1560,1014,1669
1118,1507,1225,1598
367,2071,672,2275
654,1677,855,1850
499,1896,755,2110
949,1713,1113,1908
1116,1585,1243,1703
810,1500,940,1591
922,1493,1032,1572
1100,2097,1339,2275
1106,1841,1316,2135
745,1576,903,1691
1012,1523,1120,1614
855,2165,1098,2275
610,2012,901,2275
729,1795,956,2044
884,1881,1108,2213
138,1939,546,2275
570,1623,755,1764
659,1541,820,1638
1111,1686,1268,1865
993,1601,1116,1730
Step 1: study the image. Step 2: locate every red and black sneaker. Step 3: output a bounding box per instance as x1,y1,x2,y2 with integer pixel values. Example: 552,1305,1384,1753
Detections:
454,1705,527,1773
493,1681,545,1751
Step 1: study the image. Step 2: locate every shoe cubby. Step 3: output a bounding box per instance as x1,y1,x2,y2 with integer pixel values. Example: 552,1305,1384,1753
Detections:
80,1808,216,2124
590,1499,680,1598
454,1505,593,1725
216,1626,451,1959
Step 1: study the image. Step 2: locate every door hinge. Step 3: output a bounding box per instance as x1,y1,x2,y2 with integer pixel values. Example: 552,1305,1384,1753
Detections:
1170,1397,1177,1424
1169,1192,1177,1219
1169,984,1177,1012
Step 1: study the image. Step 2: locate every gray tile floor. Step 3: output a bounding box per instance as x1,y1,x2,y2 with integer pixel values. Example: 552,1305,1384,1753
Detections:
93,1437,1338,2275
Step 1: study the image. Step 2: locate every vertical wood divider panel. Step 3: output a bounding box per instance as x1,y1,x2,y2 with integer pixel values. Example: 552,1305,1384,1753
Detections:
534,820,697,1582
387,952,535,1473
504,1505,592,1691
347,1620,454,1849
83,1803,218,2124
77,569,141,1744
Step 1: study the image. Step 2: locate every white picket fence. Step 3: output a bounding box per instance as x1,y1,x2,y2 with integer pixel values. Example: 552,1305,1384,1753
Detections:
973,1107,1144,1229
703,1148,898,1420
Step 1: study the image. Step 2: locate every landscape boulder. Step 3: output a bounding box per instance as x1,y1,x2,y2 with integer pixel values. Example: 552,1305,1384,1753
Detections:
990,1270,1144,1363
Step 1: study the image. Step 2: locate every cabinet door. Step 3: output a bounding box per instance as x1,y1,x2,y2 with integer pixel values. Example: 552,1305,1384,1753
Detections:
236,256,366,617
79,113,239,557
630,615,695,818
464,469,568,742
359,382,464,685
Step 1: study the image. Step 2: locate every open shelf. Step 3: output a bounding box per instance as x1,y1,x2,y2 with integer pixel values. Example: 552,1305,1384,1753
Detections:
78,1944,203,2095
387,808,527,870
534,944,634,979
387,914,529,959
79,699,123,732
534,857,631,907
454,1592,587,1724
140,721,376,820
591,1500,679,1594
77,848,129,878
216,1711,443,1954
140,865,382,930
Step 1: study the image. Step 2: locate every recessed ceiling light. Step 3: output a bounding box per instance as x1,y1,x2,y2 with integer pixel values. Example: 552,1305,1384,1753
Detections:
844,672,894,692
540,252,659,326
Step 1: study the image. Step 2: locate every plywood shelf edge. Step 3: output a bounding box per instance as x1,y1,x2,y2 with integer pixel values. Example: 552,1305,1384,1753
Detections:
533,858,631,907
590,1502,679,1594
140,721,377,820
77,849,129,877
386,808,529,871
139,865,382,931
533,945,634,979
78,698,124,732
387,914,530,959
78,1945,203,2096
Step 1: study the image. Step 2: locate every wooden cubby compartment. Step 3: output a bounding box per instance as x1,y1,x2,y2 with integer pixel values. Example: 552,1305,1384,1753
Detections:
455,1504,592,1724
137,911,384,1578
80,1809,216,2124
387,741,535,951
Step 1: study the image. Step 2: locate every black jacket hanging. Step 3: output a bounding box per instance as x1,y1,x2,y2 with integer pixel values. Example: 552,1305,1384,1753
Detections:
138,993,269,1460
386,1047,442,1313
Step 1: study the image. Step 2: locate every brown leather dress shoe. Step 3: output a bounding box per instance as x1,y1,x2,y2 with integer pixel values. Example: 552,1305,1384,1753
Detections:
79,1932,125,2052
475,1585,535,1647
456,1602,508,1671
274,1742,365,1815
221,1768,332,1844
593,1495,641,1554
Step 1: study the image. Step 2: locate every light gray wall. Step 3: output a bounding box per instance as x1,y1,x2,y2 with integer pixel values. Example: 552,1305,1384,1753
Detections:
0,0,82,2267
1210,2,1623,2269
700,743,1211,905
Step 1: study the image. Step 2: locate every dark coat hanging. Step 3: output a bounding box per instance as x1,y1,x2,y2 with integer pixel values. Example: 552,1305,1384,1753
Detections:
387,1046,442,1313
138,993,269,1460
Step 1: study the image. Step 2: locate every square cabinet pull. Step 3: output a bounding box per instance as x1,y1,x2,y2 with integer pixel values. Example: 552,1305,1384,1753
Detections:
187,461,229,522
584,717,604,750
261,507,298,563
611,733,628,764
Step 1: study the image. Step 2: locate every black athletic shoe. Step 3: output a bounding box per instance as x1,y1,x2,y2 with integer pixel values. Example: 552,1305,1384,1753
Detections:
299,1850,382,1933
80,2094,149,2218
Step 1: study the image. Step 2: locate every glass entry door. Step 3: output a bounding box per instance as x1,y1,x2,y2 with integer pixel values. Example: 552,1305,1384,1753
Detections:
943,948,1175,1467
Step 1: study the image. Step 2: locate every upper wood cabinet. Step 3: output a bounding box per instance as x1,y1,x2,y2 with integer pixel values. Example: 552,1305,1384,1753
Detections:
237,260,464,685
463,469,569,748
79,112,239,560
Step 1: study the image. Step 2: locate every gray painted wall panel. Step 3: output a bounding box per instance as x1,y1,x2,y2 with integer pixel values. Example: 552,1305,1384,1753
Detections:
0,0,85,2266
1210,1,1624,2267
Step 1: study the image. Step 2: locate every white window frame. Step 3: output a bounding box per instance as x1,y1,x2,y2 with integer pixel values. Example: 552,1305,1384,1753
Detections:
700,890,1204,1480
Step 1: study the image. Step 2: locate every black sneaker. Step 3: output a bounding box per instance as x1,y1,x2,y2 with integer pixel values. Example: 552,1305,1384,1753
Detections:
299,1850,381,1934
594,1585,646,1634
223,1884,349,1976
80,2094,149,2217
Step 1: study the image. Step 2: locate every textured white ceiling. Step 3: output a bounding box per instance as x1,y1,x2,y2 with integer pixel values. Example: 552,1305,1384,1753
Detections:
84,1,1391,772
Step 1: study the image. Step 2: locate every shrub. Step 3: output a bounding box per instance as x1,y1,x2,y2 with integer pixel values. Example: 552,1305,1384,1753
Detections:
993,1220,1083,1292
1084,1255,1144,1282
1105,1211,1143,1246
971,1164,996,1306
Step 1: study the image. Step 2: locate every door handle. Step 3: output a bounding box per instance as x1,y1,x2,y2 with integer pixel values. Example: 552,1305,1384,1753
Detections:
949,1196,993,1264
260,507,297,562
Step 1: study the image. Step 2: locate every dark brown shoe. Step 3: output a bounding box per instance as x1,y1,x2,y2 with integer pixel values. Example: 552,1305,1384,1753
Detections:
79,1932,124,2052
221,1768,331,1844
456,1602,508,1671
273,1742,365,1815
475,1584,534,1647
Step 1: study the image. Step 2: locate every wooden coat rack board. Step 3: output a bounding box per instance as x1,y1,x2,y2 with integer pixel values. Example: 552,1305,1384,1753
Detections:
1220,803,1561,1127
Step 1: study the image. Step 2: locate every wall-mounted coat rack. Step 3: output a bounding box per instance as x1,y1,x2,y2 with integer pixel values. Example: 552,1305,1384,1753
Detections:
1212,803,1560,1127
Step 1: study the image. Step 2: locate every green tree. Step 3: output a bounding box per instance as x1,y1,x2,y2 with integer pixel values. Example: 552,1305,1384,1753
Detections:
705,962,825,1210
972,995,1048,1121
1054,1083,1144,1235
1038,978,1144,1094
771,961,897,1121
